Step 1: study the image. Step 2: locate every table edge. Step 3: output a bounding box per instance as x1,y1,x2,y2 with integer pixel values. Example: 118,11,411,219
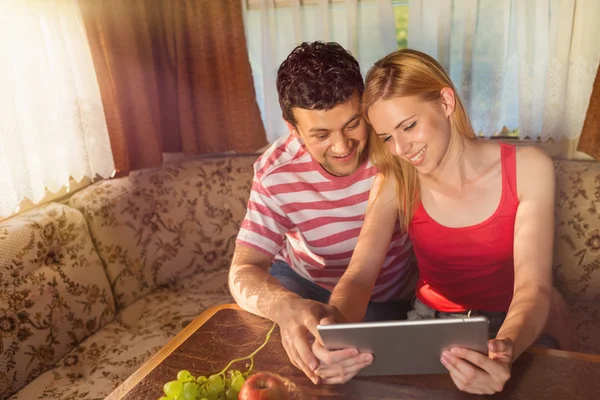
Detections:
105,303,242,400
105,303,600,399
526,345,600,363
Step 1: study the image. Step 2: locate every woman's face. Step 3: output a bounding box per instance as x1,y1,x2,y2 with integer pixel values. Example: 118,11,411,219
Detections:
367,89,455,175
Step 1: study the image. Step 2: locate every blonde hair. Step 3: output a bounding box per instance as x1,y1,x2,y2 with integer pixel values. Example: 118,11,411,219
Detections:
363,49,476,231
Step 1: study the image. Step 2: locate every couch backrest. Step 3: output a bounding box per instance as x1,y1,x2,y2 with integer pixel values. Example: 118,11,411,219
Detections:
65,153,599,307
69,154,258,310
0,203,115,397
553,159,600,301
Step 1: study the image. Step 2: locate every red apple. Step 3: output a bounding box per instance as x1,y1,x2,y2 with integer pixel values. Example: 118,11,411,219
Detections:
238,372,290,400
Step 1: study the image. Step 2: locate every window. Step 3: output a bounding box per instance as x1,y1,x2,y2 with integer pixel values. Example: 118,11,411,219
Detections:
393,1,408,49
0,0,114,219
392,1,520,139
243,0,399,142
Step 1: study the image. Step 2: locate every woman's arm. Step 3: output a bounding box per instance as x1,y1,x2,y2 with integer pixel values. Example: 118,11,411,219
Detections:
328,173,399,322
497,146,555,359
440,146,556,395
312,173,399,384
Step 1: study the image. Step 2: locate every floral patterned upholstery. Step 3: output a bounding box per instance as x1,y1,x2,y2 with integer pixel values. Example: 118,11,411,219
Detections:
3,155,600,400
553,160,600,301
2,155,256,399
68,155,256,311
0,204,115,398
552,159,600,356
9,271,232,400
567,299,600,355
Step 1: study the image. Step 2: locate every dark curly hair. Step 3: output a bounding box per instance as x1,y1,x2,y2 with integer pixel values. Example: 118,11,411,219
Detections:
276,41,364,127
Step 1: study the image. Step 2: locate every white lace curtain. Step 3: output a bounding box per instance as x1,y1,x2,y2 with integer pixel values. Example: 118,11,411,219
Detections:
408,0,600,141
0,0,114,218
243,0,398,142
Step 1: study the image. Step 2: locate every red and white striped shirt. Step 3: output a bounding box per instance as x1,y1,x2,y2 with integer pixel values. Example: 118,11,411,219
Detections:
236,135,415,302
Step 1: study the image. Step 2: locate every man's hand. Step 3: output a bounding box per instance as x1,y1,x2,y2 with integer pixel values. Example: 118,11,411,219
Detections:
275,299,339,384
440,338,513,395
312,318,373,384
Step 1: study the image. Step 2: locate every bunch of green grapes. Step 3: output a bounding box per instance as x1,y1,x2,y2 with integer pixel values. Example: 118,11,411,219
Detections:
158,322,276,400
160,368,246,400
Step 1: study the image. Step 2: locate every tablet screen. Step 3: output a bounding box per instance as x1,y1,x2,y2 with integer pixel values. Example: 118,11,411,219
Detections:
317,316,489,376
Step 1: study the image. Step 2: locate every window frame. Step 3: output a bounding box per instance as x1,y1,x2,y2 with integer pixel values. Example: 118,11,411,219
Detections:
246,0,353,10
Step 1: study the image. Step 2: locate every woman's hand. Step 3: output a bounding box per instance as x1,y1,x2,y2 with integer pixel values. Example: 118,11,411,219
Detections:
312,318,373,384
440,338,513,395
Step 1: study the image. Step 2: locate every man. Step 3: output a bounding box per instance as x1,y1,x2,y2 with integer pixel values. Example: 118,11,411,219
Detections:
228,42,416,384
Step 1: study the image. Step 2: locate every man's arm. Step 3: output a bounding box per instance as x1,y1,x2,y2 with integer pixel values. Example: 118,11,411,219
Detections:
229,243,341,384
230,172,303,321
228,243,301,322
329,173,399,322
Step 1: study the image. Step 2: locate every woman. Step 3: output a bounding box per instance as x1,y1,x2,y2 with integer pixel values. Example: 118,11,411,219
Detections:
311,49,575,394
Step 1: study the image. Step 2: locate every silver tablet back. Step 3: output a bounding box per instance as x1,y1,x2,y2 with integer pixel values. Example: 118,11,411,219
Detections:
317,316,489,376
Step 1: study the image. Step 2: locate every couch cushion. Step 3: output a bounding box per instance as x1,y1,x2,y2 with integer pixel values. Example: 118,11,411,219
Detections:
566,299,600,355
69,154,257,311
9,270,233,400
553,160,600,301
0,203,115,398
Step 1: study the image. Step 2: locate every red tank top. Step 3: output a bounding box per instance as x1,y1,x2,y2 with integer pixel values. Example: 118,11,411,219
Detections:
409,143,518,313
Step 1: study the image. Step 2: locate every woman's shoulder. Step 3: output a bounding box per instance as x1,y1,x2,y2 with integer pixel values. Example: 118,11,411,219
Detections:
515,145,554,171
371,172,397,201
472,139,504,155
514,145,555,198
470,139,502,168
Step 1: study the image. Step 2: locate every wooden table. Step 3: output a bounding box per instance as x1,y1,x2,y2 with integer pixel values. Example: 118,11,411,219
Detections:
107,304,600,400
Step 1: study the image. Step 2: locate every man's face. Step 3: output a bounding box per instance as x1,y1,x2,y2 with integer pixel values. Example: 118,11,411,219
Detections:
287,92,368,177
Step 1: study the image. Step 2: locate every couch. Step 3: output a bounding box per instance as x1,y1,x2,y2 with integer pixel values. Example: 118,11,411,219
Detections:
1,154,599,400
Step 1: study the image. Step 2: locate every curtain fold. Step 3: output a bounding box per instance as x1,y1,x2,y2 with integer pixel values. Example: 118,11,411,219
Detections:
244,0,399,142
79,0,267,175
0,0,114,218
577,65,600,160
78,0,162,175
408,0,600,141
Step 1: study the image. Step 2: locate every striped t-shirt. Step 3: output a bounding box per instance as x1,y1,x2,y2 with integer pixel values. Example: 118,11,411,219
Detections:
236,135,415,302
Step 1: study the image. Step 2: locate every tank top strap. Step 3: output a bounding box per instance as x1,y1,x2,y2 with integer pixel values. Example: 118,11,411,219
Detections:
500,142,518,203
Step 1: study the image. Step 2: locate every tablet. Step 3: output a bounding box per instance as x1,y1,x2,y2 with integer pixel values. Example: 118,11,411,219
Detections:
317,316,489,376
